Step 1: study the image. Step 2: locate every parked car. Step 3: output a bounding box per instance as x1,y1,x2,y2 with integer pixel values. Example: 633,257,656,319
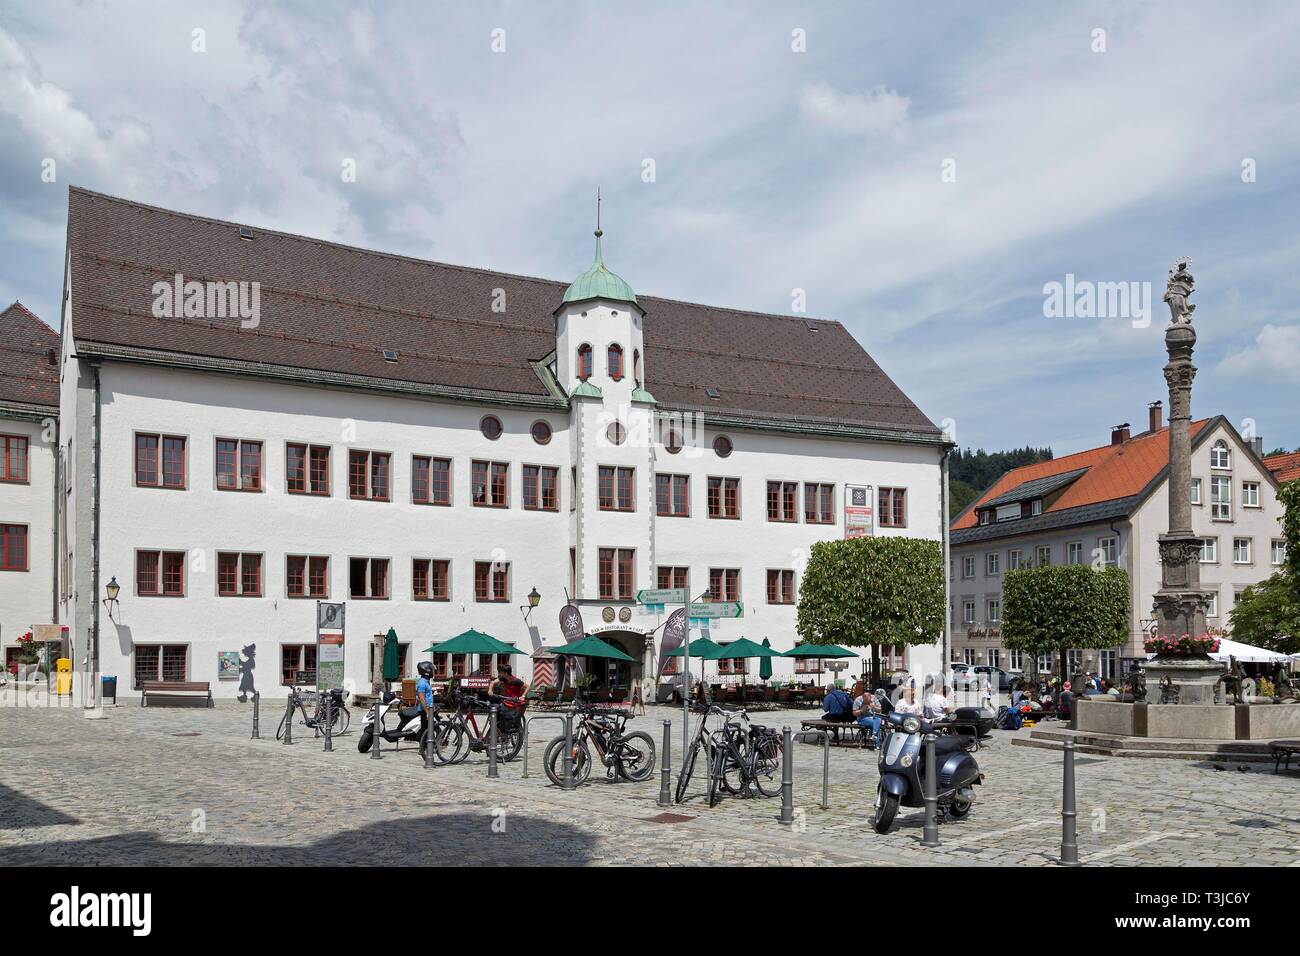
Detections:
954,665,1017,691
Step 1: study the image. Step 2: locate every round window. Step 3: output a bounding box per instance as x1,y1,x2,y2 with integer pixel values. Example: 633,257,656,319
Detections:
664,429,683,455
606,421,626,446
530,420,552,445
480,415,503,440
713,435,733,458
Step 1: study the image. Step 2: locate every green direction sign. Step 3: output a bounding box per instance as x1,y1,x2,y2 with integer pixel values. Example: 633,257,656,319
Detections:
636,588,689,605
686,601,744,619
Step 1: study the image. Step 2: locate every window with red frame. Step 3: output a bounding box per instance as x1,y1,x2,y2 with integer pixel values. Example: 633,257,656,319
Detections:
598,547,635,600
522,465,559,511
348,557,389,599
766,481,798,522
474,561,509,602
576,343,593,380
607,343,624,380
707,477,740,518
135,433,186,488
137,550,185,596
0,524,28,571
471,460,509,507
766,569,795,604
412,455,451,505
597,466,634,511
287,443,330,495
214,438,262,491
286,555,329,597
280,644,317,686
717,656,748,676
709,567,740,602
412,558,450,600
217,552,262,596
804,482,834,524
133,644,188,688
657,565,689,591
1,435,29,482
348,450,391,501
879,487,907,527
655,474,689,516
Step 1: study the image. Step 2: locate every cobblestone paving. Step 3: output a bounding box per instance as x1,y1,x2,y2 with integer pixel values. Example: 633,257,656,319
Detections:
1,696,1298,866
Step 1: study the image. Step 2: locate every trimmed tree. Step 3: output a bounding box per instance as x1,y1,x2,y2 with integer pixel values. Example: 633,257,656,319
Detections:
1229,481,1300,653
1001,564,1130,678
795,537,945,685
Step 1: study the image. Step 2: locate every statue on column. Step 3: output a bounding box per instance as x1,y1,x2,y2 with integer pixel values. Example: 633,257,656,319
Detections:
1163,260,1196,325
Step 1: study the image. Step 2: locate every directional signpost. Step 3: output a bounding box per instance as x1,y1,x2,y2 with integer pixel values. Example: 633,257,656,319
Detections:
686,602,743,620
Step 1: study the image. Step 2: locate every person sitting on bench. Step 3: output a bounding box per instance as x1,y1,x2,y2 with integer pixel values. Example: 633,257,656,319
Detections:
820,685,854,723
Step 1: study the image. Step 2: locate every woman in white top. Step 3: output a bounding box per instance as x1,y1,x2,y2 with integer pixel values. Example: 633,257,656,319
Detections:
894,684,924,715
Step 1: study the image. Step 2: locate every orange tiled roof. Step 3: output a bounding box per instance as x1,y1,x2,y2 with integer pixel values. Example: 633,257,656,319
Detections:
951,420,1213,530
1265,451,1300,483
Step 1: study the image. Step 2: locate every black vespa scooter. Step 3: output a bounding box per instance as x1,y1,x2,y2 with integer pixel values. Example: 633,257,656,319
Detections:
872,704,983,833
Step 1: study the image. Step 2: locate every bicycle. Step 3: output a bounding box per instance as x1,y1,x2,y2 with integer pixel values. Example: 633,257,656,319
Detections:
432,691,524,764
277,684,350,740
706,707,782,806
675,701,724,803
543,700,656,787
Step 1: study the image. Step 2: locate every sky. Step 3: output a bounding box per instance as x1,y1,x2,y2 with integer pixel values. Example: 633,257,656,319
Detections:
2,0,1298,455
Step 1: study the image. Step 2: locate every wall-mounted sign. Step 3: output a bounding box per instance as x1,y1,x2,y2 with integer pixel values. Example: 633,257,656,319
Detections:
559,604,584,643
217,651,240,681
845,484,874,539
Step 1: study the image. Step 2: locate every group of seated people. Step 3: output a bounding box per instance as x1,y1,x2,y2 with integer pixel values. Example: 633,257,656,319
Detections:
818,680,957,750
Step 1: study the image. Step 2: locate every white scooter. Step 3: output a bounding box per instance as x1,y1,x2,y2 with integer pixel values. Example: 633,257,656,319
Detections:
357,690,426,753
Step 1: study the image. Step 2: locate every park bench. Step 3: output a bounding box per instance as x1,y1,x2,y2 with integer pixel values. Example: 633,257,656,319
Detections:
140,680,213,708
1269,739,1300,773
800,717,866,747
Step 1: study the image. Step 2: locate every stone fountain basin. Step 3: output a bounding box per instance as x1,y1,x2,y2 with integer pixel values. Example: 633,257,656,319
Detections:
1076,697,1300,741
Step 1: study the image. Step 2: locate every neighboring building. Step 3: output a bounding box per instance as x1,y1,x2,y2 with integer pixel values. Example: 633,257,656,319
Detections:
949,404,1286,680
1264,450,1300,485
58,187,948,698
0,302,60,670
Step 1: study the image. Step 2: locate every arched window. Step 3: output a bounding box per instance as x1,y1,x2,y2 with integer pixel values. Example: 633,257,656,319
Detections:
1210,440,1231,470
633,349,641,385
576,343,593,380
607,344,624,381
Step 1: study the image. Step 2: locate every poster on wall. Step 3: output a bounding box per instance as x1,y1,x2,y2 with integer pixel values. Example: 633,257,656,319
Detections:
316,601,346,692
217,651,240,681
844,484,874,539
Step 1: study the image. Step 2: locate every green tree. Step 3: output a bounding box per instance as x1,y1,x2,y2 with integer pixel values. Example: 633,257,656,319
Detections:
949,478,979,520
796,537,945,684
1229,481,1300,652
1001,564,1130,676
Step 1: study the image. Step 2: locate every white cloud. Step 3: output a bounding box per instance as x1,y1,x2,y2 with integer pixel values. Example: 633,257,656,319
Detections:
798,81,910,138
1220,324,1300,381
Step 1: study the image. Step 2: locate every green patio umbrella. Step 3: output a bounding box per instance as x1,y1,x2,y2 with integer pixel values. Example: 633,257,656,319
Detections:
544,635,635,662
664,637,725,659
381,627,401,684
783,642,857,687
423,628,520,656
759,638,774,681
717,637,784,659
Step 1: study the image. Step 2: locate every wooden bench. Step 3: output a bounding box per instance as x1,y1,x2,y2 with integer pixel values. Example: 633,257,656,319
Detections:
800,717,865,747
1269,739,1300,773
140,681,213,707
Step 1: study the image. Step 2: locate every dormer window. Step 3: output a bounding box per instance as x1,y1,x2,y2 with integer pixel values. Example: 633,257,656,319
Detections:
1210,440,1231,470
979,511,991,525
1030,499,1043,516
995,503,1020,522
608,344,624,381
577,344,593,380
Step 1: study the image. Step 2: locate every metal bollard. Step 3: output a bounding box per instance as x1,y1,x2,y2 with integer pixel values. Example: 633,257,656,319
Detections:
821,730,831,810
282,696,293,746
323,692,333,752
777,726,794,824
424,713,435,769
521,717,530,778
658,719,672,806
370,696,382,760
250,690,260,739
921,733,939,847
487,704,499,779
562,714,575,791
1060,738,1081,866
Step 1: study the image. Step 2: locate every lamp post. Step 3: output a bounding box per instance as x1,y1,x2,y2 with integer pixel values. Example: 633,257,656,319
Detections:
520,587,541,624
86,577,120,718
102,576,120,622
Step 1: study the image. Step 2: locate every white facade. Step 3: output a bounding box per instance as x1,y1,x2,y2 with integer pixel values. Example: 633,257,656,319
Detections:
60,294,947,699
0,415,58,655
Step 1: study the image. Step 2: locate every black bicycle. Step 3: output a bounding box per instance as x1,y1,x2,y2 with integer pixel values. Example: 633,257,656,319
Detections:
543,701,656,786
706,707,782,806
433,691,524,764
277,684,350,740
675,702,726,803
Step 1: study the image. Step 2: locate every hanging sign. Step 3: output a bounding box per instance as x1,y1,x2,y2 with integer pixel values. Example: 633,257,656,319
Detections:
845,484,875,539
559,604,584,643
657,608,688,679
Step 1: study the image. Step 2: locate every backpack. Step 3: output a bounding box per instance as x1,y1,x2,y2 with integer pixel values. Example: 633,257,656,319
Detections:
995,705,1022,731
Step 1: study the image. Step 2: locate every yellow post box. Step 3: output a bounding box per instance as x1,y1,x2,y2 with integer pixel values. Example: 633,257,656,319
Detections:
56,657,72,696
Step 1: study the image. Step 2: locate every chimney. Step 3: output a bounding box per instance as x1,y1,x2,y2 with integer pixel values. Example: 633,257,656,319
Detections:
1147,400,1163,433
1251,436,1264,456
1111,422,1131,445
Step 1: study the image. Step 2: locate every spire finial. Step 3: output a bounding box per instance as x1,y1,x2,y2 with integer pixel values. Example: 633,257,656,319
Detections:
595,187,602,237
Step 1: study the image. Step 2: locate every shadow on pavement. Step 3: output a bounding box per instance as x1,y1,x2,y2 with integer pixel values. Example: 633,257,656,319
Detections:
0,784,81,829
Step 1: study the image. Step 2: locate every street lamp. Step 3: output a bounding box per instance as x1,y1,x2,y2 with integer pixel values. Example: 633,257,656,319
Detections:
520,586,541,624
103,576,121,622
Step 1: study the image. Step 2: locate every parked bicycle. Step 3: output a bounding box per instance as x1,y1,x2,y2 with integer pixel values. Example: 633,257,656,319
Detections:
675,701,723,803
432,690,524,764
706,706,781,806
277,684,350,740
543,699,656,787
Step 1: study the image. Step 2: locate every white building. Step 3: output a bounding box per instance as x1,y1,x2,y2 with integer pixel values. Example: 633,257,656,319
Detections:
950,406,1287,680
0,302,60,670
57,188,949,699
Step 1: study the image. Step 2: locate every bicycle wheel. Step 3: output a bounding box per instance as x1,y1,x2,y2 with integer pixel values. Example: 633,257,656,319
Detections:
751,733,782,798
544,736,591,787
330,706,351,736
675,734,703,803
434,719,467,764
275,710,288,741
495,722,524,762
707,745,727,807
614,731,656,782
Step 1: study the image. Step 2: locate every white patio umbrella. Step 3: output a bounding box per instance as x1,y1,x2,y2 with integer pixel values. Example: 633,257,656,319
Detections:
1208,638,1290,663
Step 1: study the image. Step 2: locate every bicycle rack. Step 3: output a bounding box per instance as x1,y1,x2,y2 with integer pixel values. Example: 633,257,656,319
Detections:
520,712,576,781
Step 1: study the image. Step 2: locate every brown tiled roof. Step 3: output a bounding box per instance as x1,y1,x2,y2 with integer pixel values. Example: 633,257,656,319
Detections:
0,302,59,409
66,187,940,438
1264,451,1300,483
951,419,1213,532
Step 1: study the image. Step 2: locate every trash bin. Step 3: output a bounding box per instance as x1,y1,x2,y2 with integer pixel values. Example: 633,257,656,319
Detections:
101,675,117,705
56,658,72,697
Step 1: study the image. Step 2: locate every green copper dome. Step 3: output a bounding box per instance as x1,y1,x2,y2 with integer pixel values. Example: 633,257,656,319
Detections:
561,230,637,307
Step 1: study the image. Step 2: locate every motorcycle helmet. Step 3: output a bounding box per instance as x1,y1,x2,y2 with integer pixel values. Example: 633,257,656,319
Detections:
417,661,434,679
